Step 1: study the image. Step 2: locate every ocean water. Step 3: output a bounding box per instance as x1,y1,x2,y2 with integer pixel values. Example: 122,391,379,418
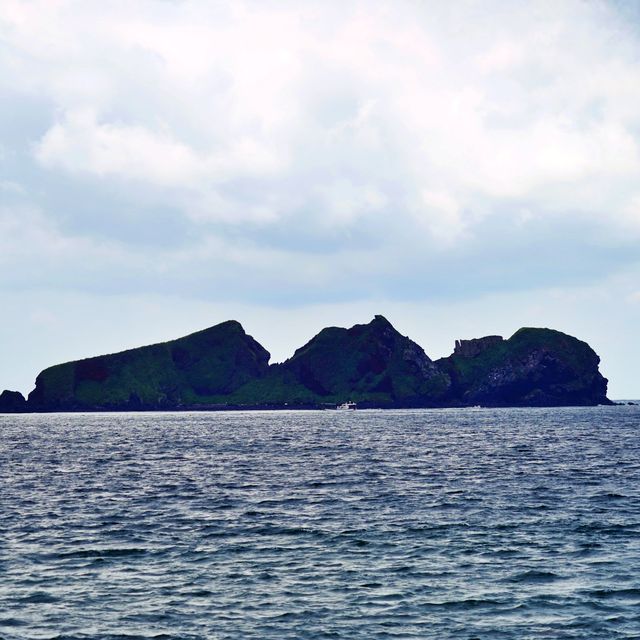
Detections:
1,407,640,640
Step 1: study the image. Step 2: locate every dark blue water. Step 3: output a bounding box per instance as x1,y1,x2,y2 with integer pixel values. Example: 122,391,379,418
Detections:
1,407,640,639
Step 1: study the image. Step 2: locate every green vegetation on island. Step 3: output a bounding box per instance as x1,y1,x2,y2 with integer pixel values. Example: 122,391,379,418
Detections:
437,328,610,406
0,316,612,412
27,320,269,410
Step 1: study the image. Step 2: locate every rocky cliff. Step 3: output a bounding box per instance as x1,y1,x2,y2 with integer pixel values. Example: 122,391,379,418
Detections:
27,321,270,411
437,327,611,406
0,318,612,412
0,390,27,413
230,315,451,406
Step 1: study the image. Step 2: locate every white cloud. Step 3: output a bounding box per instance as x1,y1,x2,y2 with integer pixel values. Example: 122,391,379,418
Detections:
476,41,525,74
1,0,640,296
0,204,132,277
621,195,640,230
35,109,202,185
35,109,285,206
416,190,465,244
317,179,387,227
0,180,25,195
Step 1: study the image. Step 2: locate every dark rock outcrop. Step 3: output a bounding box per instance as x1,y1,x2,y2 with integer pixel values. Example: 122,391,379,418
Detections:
454,336,503,358
219,315,451,407
6,318,612,411
245,315,451,406
438,327,611,406
27,321,270,411
0,390,27,413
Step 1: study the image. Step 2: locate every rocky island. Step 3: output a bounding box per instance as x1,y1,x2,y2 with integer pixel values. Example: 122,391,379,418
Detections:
0,316,611,412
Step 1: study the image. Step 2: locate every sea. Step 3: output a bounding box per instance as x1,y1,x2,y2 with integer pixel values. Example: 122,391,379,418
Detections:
1,406,639,639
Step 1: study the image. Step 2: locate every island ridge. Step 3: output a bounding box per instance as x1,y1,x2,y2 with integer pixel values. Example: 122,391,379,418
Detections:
0,316,611,412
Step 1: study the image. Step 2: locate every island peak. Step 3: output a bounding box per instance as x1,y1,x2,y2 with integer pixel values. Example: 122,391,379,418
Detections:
0,318,612,412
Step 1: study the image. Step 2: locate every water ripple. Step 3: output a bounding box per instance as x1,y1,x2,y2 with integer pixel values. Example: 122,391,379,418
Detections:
1,406,640,639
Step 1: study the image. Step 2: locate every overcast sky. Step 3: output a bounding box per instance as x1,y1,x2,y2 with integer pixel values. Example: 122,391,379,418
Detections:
1,0,640,398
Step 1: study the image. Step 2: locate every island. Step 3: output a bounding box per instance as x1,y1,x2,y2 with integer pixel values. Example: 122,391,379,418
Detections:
0,316,612,412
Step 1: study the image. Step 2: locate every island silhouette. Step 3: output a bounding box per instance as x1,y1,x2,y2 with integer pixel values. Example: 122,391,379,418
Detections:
0,315,611,412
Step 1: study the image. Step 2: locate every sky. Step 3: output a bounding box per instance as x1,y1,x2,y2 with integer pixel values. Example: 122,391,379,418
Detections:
1,0,640,398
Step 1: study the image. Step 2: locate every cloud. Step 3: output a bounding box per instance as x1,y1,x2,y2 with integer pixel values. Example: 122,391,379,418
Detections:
0,204,139,291
0,0,639,305
36,109,203,185
416,190,465,244
34,108,286,223
316,179,387,227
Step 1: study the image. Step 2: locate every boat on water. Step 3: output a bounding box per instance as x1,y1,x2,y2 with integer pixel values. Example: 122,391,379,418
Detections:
336,401,357,410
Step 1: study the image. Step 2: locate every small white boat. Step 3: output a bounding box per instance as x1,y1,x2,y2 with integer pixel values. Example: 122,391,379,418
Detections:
336,401,357,410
